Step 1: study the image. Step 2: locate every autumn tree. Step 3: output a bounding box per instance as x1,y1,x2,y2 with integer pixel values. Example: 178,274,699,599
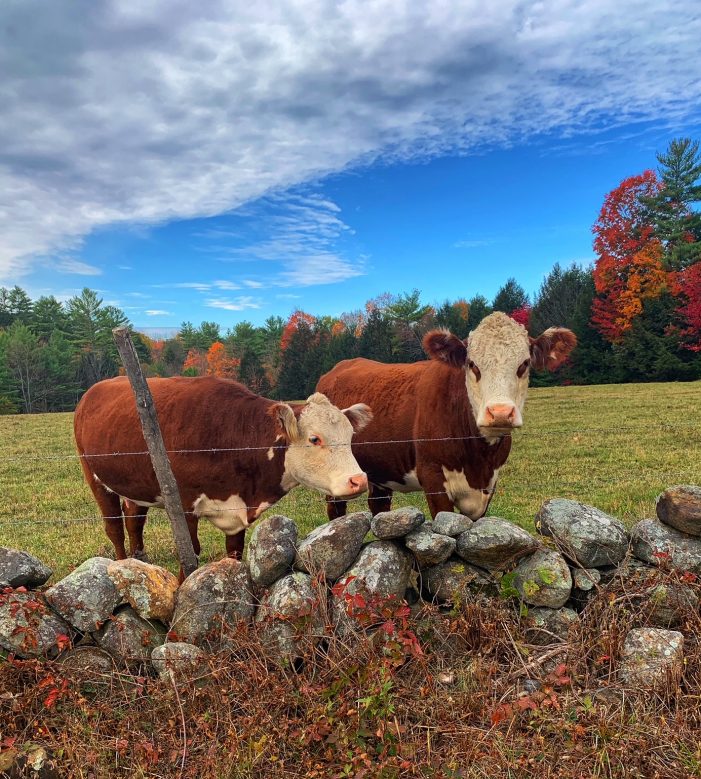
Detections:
206,341,239,378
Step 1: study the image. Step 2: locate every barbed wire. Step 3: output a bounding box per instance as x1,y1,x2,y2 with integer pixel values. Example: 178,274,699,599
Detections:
1,421,699,462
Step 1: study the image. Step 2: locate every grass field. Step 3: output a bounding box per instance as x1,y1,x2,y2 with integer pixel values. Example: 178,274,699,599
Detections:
1,380,700,580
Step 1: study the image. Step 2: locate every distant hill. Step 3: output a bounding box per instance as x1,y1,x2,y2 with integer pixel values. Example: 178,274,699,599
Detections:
135,326,180,340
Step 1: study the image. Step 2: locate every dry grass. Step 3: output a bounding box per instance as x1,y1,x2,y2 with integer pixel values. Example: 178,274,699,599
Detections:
0,380,699,580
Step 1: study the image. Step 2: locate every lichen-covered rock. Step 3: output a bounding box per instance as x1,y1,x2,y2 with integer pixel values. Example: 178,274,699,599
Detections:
45,557,122,632
0,591,74,659
631,519,701,574
524,607,578,645
511,548,572,608
370,507,424,539
536,499,629,567
336,541,413,600
294,511,370,581
247,514,298,587
151,642,206,679
0,742,60,779
643,583,700,628
656,485,701,537
432,512,474,538
0,548,52,589
404,523,456,568
455,517,539,571
572,567,601,592
619,627,684,690
421,557,498,603
170,558,255,646
94,605,166,667
256,572,324,659
58,646,116,689
107,558,179,623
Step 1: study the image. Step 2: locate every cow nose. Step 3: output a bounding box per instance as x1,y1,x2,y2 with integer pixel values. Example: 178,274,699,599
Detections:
485,403,517,426
347,473,368,494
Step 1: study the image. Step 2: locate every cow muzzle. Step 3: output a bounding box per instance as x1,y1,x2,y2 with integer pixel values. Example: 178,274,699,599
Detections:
479,403,522,431
333,472,368,498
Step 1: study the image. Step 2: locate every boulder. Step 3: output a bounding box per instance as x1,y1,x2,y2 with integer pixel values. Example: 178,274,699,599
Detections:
536,499,629,567
247,514,298,587
94,605,166,667
294,511,370,581
0,591,74,659
511,548,572,608
107,558,179,623
630,519,701,574
421,557,498,604
45,557,122,632
642,583,700,629
432,512,474,538
572,567,601,592
151,642,207,680
58,646,116,691
336,541,413,601
455,517,539,571
370,507,424,539
524,607,578,645
404,523,456,568
255,572,324,660
656,485,701,537
0,548,52,589
619,627,684,690
170,558,255,646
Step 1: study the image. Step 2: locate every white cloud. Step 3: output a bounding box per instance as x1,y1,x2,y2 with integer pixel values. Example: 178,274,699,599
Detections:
145,309,172,316
213,279,241,290
1,0,700,283
454,239,494,249
54,258,102,275
206,296,261,311
242,279,264,288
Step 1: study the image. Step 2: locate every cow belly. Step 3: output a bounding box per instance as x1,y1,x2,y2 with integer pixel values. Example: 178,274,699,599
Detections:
380,469,422,493
193,494,250,536
441,467,498,519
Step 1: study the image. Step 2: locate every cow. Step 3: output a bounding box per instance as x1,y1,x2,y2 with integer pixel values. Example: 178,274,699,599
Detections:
316,312,576,520
74,376,372,565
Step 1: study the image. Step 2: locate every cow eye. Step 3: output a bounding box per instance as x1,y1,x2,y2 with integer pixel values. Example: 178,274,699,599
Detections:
468,360,481,381
517,358,530,378
309,435,322,446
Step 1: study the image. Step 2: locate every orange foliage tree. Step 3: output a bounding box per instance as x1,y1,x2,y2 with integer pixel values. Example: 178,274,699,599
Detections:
280,310,316,352
206,341,239,378
182,348,207,376
591,171,668,342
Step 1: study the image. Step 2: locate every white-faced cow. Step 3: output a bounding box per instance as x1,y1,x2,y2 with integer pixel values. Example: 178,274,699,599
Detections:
74,376,372,563
316,312,576,520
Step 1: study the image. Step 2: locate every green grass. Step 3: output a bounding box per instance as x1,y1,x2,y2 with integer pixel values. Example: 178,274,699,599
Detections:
1,380,700,580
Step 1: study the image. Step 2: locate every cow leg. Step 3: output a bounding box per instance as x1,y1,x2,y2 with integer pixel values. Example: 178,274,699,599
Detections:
416,467,454,518
123,500,149,561
79,458,127,558
367,484,393,516
326,495,348,520
225,531,245,560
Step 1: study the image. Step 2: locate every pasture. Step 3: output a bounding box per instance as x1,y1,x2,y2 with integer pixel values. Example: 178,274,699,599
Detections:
1,380,700,579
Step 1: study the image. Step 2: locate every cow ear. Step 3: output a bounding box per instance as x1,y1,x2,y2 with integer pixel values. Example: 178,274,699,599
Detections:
423,329,468,368
343,403,373,433
529,328,577,371
268,403,300,442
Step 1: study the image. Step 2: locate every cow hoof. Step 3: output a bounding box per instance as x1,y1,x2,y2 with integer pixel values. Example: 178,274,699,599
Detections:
131,550,151,564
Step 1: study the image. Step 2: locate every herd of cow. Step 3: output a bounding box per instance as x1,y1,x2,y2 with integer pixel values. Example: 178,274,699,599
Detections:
74,312,576,565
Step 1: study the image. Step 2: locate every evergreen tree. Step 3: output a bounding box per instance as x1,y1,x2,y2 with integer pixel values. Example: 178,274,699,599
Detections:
530,263,590,334
277,321,320,399
239,347,271,395
0,323,43,413
467,294,492,330
358,309,394,362
435,299,471,339
492,278,528,314
31,296,69,341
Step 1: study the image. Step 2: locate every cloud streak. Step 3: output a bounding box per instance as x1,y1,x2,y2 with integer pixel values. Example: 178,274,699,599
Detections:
1,0,700,282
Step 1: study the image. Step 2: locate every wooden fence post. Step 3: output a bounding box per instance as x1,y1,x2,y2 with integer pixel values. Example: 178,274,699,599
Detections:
112,327,198,577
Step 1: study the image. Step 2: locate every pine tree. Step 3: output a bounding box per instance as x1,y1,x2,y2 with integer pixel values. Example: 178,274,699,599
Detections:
358,309,394,362
530,263,590,334
492,279,528,315
466,295,492,330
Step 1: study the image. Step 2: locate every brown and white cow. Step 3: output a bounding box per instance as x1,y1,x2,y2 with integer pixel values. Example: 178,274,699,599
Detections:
316,312,576,520
74,376,372,562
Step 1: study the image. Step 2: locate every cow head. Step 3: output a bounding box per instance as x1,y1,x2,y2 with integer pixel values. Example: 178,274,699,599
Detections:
270,392,372,498
424,313,576,440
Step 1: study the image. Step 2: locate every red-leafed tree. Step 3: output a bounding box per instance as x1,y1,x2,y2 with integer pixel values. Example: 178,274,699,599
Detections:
672,262,701,351
509,305,531,329
280,310,316,352
182,348,207,376
591,171,668,342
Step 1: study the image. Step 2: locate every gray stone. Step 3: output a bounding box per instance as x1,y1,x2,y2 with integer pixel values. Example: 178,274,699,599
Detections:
151,642,207,679
0,548,52,589
107,558,179,623
171,558,255,646
511,548,572,608
58,646,116,690
421,557,498,604
404,523,456,568
572,567,601,592
0,743,59,779
524,607,578,645
336,541,413,600
247,514,298,587
371,507,424,539
94,605,166,667
619,627,684,690
536,499,630,567
294,511,370,581
432,512,474,538
631,519,701,574
0,591,75,659
45,557,122,632
656,485,701,537
642,583,700,628
256,572,325,659
455,517,539,571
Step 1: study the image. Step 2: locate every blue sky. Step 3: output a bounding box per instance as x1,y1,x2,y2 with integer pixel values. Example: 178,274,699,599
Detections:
2,1,701,329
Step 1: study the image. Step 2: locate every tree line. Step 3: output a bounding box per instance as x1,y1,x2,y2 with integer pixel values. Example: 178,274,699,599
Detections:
1,137,700,413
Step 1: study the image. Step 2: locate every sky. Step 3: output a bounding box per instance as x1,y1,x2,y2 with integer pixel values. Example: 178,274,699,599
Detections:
2,0,701,330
